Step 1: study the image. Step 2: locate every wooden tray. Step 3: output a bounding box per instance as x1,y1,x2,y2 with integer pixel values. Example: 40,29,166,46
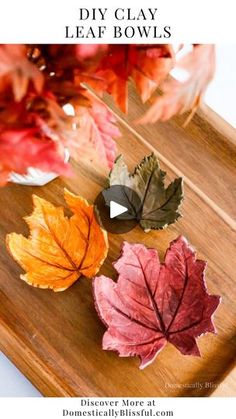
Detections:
0,90,236,397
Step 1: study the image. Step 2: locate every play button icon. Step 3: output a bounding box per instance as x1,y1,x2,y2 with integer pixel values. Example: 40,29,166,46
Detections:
94,184,142,234
110,201,128,218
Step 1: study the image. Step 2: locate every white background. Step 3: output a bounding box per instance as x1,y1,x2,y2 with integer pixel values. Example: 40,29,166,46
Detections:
0,0,235,43
0,44,235,396
0,397,235,419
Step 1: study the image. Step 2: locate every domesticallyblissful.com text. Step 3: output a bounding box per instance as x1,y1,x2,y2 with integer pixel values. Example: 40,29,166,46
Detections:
62,398,174,417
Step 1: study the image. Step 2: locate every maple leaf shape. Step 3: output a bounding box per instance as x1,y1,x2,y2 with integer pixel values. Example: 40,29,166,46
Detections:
73,99,121,168
35,92,120,169
131,45,175,103
108,153,183,230
94,237,221,369
138,45,215,124
6,189,108,291
0,45,44,101
93,45,174,113
0,128,70,186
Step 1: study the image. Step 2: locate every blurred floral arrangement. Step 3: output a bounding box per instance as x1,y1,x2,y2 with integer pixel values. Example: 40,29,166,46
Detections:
0,44,215,186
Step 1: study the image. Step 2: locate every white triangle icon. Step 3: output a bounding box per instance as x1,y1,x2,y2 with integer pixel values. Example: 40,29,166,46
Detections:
110,201,128,219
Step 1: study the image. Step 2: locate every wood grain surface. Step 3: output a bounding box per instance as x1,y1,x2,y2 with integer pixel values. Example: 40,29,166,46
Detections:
0,89,235,397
